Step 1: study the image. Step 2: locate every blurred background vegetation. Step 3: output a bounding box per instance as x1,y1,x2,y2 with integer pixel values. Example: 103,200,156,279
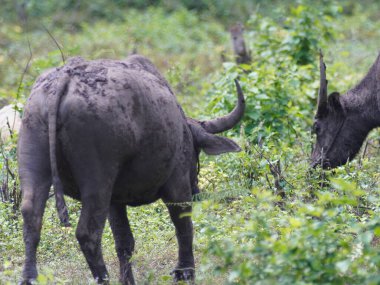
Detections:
0,0,380,284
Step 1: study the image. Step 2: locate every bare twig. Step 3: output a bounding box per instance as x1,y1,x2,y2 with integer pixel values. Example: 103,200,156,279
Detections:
362,139,369,158
0,155,8,202
0,143,20,210
265,173,273,190
16,38,33,100
6,118,14,139
269,160,286,199
43,24,66,63
13,37,32,135
252,144,294,189
265,159,286,210
230,23,251,64
0,150,16,181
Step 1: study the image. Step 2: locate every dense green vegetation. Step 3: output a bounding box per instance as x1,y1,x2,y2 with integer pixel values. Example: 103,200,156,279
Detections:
0,0,379,284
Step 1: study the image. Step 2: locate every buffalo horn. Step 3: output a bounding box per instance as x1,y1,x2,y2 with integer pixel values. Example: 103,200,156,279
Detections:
317,50,328,115
202,79,245,134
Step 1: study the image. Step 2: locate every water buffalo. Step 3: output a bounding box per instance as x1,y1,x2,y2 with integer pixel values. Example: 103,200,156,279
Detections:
18,55,245,284
311,51,380,168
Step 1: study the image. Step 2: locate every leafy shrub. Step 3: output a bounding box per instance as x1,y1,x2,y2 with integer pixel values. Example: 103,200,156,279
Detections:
282,3,341,65
204,2,342,143
199,167,380,284
195,3,380,284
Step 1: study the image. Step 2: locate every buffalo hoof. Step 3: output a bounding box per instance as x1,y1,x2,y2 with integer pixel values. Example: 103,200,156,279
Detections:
119,276,135,285
18,279,36,285
95,276,110,285
171,268,195,284
120,274,135,285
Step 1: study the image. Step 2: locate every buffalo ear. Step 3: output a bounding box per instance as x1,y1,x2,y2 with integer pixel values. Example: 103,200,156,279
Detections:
198,134,241,155
189,124,241,155
328,92,343,112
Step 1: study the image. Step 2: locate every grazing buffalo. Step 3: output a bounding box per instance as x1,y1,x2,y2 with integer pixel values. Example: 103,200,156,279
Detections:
18,55,245,284
311,51,380,168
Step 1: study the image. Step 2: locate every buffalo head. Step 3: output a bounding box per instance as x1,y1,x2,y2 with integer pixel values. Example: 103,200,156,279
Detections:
311,51,379,168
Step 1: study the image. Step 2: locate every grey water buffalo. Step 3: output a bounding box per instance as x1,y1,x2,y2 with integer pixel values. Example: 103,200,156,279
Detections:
18,55,245,284
311,51,380,168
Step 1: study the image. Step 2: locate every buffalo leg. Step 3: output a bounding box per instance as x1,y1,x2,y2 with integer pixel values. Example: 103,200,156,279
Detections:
109,203,135,285
73,162,114,283
20,180,50,284
76,191,111,284
166,204,195,283
162,174,195,284
18,126,52,284
64,121,119,283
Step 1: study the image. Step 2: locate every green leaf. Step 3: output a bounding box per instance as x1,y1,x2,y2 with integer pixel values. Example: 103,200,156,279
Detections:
179,212,192,219
335,260,350,274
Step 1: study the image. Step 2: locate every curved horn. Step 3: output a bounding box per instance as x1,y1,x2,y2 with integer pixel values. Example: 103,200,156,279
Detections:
317,50,328,115
202,79,245,134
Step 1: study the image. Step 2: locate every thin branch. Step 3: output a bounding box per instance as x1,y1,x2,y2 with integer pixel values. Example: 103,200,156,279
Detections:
358,139,369,167
265,173,274,190
16,38,33,100
43,24,66,63
13,36,32,133
6,118,14,139
252,144,295,189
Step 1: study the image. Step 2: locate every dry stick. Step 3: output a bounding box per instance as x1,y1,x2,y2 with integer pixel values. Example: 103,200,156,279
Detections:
6,118,14,140
0,149,16,182
264,157,286,209
4,159,9,202
362,139,369,159
0,134,4,202
0,167,3,202
16,38,32,100
0,152,7,202
270,160,286,198
0,143,17,206
358,139,369,167
230,22,251,65
7,155,19,211
251,144,294,189
270,160,286,211
43,24,66,64
12,38,32,135
202,175,217,192
265,173,274,190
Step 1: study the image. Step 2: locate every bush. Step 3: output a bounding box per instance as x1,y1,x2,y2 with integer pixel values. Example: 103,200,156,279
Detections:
204,2,342,143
